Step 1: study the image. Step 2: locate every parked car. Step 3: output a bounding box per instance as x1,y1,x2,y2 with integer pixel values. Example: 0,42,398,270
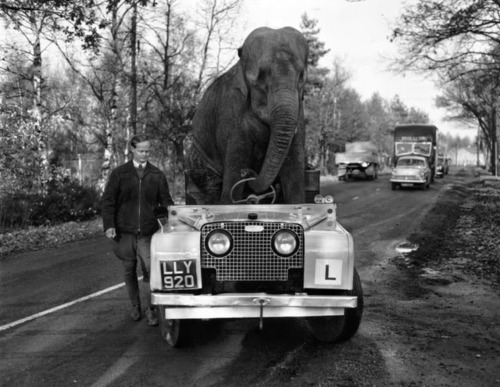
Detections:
390,155,431,190
436,156,449,178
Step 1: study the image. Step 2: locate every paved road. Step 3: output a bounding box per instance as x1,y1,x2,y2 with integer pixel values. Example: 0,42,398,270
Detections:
0,173,449,386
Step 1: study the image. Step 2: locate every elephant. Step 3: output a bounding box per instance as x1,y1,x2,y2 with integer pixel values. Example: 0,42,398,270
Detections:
186,26,309,204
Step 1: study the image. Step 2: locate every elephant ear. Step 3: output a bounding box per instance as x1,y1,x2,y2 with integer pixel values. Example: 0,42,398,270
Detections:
234,60,248,97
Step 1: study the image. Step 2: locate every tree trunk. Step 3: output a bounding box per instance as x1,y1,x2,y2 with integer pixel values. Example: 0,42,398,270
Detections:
30,12,49,195
130,2,138,136
173,138,185,180
98,3,119,193
491,107,497,176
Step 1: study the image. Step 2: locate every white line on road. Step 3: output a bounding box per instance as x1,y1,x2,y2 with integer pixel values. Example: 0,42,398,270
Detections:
0,278,141,332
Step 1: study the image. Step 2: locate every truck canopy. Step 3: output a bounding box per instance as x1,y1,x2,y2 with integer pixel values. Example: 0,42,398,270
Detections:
344,141,378,153
335,151,378,165
336,141,379,165
394,124,437,158
394,124,437,145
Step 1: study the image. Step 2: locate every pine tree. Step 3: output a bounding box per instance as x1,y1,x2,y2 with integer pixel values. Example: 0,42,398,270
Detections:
300,13,330,92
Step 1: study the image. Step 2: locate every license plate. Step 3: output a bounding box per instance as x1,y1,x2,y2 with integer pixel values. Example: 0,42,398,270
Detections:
160,260,198,289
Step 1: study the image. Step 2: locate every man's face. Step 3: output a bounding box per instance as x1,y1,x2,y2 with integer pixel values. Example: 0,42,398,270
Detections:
131,140,151,164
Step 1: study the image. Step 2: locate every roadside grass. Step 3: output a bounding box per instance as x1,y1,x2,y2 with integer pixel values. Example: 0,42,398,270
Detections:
0,190,184,259
0,217,103,259
404,170,500,287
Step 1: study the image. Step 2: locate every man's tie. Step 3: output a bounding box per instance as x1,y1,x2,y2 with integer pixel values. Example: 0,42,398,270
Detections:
137,164,145,178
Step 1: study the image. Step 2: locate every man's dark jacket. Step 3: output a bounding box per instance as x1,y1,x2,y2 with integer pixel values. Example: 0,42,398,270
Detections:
102,160,174,237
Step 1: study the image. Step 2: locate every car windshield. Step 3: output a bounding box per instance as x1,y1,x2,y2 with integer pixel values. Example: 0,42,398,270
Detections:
398,158,425,167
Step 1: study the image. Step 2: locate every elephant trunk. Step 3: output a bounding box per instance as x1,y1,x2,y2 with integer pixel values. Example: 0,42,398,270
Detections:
249,88,299,193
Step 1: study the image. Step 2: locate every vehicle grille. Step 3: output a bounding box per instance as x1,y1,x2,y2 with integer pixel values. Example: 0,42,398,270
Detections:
201,221,304,281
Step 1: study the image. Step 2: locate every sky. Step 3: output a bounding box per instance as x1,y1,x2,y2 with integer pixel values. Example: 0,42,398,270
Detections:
231,0,477,140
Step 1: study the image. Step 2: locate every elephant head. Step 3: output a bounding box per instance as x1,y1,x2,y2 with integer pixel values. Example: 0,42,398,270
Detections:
236,27,308,194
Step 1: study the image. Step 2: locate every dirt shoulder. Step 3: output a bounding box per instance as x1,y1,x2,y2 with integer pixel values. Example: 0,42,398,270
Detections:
403,169,500,289
384,170,500,386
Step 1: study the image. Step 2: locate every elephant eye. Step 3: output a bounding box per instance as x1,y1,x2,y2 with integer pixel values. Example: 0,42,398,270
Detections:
257,70,268,85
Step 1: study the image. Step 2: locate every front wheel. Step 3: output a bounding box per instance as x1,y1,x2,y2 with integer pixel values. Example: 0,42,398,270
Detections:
306,268,364,343
158,306,190,348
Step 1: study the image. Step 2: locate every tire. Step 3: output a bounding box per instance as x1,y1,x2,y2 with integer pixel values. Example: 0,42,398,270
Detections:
158,306,190,348
306,269,364,343
306,313,345,343
337,268,364,342
420,182,427,191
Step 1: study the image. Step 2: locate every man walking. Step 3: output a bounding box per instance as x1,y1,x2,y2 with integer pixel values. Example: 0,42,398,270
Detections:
102,134,174,325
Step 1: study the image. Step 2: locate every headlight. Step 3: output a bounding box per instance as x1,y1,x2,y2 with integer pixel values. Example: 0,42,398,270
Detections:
272,230,299,257
314,194,324,204
323,195,334,203
206,230,233,257
361,162,370,168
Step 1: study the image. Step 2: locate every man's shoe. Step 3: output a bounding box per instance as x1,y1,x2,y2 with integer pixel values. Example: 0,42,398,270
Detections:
145,307,158,326
130,305,141,321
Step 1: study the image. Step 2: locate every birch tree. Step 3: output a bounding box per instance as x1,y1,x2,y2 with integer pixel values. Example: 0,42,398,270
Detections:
0,0,102,193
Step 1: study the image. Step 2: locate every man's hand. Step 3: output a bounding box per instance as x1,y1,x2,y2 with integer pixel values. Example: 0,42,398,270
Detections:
105,228,116,240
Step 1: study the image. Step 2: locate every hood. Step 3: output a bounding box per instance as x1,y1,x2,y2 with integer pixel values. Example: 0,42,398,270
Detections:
163,204,337,231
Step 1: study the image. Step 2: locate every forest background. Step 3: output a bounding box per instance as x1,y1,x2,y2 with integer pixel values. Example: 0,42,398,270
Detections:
0,0,495,235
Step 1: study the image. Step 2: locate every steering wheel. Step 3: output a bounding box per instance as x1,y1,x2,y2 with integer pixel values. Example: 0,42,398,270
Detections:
230,177,276,204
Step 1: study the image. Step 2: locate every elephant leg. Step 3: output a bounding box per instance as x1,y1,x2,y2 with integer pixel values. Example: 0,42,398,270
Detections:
220,143,253,204
185,143,223,205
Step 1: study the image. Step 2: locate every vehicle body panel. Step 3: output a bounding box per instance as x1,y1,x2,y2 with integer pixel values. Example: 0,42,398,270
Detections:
150,203,356,320
436,155,449,177
390,155,431,188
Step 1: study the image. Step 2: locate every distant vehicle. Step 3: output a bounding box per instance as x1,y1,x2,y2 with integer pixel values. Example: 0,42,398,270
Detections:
436,156,449,178
335,141,379,181
390,155,431,190
393,124,438,183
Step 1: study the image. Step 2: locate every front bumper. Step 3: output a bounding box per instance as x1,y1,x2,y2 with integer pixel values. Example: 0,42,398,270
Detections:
151,292,358,319
391,176,425,184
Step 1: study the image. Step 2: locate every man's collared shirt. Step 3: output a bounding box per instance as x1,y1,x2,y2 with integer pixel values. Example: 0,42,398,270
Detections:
133,161,147,169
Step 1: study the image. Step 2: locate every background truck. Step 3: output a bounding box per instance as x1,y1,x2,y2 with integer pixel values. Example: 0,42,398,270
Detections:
393,124,438,183
335,141,379,181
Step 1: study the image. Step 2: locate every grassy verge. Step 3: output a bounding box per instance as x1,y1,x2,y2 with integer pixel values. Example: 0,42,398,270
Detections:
404,171,500,287
0,217,103,259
